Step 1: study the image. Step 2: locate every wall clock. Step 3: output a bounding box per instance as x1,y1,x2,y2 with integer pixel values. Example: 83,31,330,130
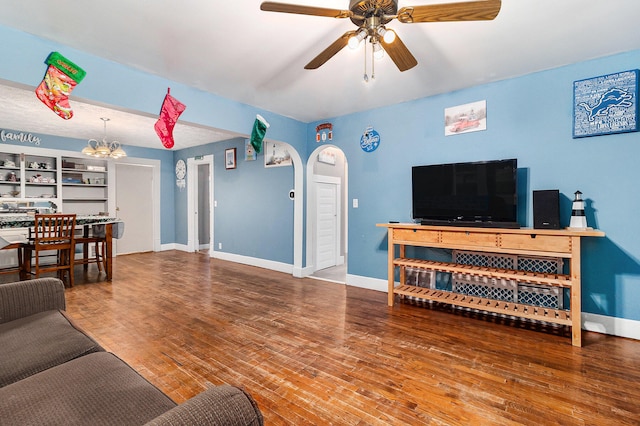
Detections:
175,159,186,189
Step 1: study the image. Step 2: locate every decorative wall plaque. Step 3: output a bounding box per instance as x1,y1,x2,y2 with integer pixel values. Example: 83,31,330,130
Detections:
573,69,639,138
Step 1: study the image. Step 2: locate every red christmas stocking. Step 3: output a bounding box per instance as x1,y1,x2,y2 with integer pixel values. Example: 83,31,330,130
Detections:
155,88,186,149
35,52,86,120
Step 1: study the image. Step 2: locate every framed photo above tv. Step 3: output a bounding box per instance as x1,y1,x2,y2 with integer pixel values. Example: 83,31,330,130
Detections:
573,69,639,138
445,100,487,136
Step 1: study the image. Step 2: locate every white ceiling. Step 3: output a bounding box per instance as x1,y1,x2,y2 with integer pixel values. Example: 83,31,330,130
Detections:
0,0,639,150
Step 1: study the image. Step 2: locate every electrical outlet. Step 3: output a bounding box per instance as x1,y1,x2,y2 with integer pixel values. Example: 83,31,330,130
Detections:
218,243,222,250
353,198,359,208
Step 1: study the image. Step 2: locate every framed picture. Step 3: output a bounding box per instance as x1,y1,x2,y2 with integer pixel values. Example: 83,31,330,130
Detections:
244,138,257,161
225,148,236,170
264,141,292,168
317,148,336,165
573,69,639,138
445,100,487,136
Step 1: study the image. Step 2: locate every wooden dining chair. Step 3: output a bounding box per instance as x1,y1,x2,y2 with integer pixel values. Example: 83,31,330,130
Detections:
0,242,25,278
74,226,107,273
22,214,77,287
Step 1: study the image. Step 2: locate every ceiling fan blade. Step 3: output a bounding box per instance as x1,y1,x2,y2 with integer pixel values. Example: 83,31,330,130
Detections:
260,2,352,19
305,31,356,70
382,33,417,72
397,0,501,23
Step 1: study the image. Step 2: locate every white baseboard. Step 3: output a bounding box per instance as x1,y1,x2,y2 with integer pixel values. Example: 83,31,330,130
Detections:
161,244,293,272
212,251,293,274
161,243,187,252
582,312,640,341
346,274,387,292
300,266,315,277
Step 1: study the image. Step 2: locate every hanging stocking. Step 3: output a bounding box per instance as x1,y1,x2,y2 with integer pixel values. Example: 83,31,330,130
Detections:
35,52,86,120
154,88,186,149
250,114,270,154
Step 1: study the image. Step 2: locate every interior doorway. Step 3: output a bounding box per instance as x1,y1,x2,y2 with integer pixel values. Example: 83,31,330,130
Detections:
187,155,214,256
315,177,341,270
115,163,155,255
306,146,348,283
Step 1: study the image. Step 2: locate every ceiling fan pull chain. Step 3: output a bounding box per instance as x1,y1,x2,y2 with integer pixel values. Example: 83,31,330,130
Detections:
363,38,369,83
371,42,376,80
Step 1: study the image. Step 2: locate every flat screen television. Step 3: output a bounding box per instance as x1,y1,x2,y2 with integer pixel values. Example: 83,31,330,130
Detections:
412,158,519,228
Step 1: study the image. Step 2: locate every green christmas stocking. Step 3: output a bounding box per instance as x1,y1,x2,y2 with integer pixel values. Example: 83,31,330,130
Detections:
35,52,86,120
250,114,270,154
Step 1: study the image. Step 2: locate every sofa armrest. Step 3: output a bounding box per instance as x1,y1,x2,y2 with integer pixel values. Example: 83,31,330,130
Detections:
0,278,66,324
145,385,264,426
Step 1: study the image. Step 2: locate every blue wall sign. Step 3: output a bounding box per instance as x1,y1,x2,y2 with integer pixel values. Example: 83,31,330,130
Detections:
573,69,639,138
360,126,380,152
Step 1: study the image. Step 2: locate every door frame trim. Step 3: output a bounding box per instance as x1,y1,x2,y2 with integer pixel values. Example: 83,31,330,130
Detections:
305,145,348,276
187,155,214,254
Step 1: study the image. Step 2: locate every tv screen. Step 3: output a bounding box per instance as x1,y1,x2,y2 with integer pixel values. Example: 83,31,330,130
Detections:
412,159,519,228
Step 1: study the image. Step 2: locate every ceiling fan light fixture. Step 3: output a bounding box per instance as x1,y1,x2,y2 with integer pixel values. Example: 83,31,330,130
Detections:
348,29,367,49
373,42,384,60
376,26,396,44
383,29,396,44
261,0,501,74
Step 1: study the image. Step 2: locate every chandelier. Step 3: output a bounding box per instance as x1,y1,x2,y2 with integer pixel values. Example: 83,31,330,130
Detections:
82,117,127,159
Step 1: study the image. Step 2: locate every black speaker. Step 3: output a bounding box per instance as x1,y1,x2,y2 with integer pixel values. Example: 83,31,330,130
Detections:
533,190,560,229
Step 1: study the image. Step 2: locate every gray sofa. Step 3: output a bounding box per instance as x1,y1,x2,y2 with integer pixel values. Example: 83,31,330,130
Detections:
0,278,263,426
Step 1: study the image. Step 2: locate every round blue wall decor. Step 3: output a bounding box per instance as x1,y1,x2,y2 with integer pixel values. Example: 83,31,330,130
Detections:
360,126,380,152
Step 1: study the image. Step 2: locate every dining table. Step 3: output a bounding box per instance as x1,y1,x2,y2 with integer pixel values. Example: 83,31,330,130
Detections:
0,214,122,281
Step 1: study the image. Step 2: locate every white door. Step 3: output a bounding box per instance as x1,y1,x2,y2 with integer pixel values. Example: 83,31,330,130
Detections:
115,164,154,254
316,181,339,270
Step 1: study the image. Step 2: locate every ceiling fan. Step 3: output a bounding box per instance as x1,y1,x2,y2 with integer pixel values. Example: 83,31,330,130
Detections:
260,0,501,72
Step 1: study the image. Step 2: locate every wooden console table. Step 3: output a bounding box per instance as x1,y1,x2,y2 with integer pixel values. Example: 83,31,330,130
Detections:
377,223,605,346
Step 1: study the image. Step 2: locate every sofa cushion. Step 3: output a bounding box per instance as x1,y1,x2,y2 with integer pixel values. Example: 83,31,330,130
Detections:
0,310,103,387
145,385,264,426
0,352,177,425
0,278,66,324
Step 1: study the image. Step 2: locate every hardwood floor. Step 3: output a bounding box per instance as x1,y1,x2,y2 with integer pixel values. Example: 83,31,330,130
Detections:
16,251,640,425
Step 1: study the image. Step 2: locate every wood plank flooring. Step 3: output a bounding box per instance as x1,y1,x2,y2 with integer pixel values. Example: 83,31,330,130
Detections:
16,251,640,425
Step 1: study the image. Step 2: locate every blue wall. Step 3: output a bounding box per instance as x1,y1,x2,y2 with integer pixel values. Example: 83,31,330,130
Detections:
310,50,640,322
176,139,295,265
1,23,639,324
